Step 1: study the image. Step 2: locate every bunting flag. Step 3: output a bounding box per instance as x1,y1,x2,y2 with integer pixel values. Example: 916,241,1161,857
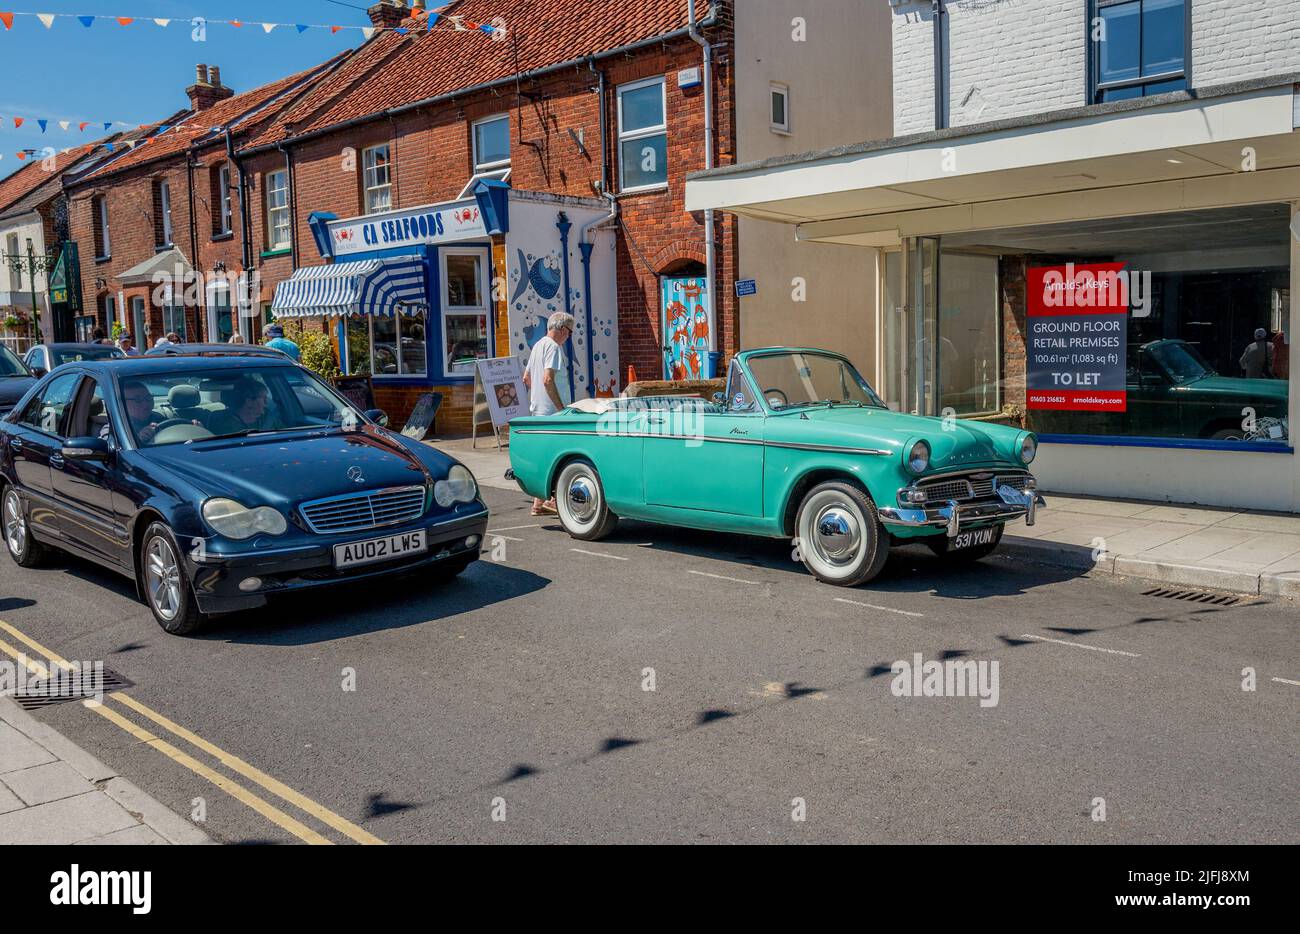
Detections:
0,10,495,38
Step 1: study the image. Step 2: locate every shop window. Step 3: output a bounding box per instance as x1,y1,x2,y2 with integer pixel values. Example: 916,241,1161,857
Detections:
212,165,233,236
347,313,428,377
265,169,290,251
1091,0,1187,102
617,76,668,192
154,179,173,248
163,302,187,341
941,203,1291,448
937,253,1001,416
362,144,392,215
441,250,488,376
770,83,790,134
74,315,95,342
93,195,110,259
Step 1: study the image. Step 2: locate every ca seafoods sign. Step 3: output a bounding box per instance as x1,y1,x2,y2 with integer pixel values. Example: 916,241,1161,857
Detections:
1026,262,1131,412
328,200,487,257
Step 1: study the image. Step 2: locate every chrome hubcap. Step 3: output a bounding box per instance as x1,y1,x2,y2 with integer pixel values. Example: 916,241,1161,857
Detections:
145,536,183,622
567,476,597,522
810,503,862,567
4,491,26,557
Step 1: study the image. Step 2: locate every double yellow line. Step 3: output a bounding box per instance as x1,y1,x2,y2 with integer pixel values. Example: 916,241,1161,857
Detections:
0,620,384,845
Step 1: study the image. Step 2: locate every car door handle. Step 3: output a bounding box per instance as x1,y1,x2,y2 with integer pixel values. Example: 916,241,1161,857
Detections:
49,453,64,469
8,438,20,452
647,416,665,425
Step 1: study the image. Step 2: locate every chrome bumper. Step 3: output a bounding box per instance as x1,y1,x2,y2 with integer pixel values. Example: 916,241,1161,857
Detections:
880,484,1046,537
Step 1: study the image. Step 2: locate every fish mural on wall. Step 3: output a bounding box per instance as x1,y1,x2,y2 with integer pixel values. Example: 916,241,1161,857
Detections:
510,249,563,303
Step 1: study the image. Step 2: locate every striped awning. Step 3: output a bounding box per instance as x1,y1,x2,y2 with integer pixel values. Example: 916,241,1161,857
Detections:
271,255,427,318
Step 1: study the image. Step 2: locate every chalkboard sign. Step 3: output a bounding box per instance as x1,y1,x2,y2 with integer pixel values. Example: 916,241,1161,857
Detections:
401,392,442,441
331,375,374,413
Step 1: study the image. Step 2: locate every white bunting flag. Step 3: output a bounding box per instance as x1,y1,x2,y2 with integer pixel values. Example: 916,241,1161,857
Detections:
58,120,69,131
38,13,56,28
153,18,170,27
362,26,375,39
262,22,275,34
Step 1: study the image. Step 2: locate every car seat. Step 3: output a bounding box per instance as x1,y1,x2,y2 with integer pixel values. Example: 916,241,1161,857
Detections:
166,384,209,426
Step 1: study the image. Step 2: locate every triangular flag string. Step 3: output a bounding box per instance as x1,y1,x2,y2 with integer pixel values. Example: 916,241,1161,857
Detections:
0,10,497,37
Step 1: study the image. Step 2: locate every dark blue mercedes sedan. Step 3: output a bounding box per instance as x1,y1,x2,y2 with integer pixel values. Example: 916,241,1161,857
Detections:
0,353,489,635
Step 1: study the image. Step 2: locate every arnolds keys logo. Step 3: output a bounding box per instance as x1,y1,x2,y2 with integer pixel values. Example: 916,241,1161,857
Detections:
50,865,151,915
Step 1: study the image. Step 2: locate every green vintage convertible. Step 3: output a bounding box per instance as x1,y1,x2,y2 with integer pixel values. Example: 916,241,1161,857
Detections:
507,348,1044,586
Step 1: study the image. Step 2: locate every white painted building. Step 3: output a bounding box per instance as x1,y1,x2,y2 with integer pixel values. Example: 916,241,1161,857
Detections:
690,0,1300,512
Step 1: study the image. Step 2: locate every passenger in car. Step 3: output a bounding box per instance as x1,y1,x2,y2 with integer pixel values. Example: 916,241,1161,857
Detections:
207,377,270,435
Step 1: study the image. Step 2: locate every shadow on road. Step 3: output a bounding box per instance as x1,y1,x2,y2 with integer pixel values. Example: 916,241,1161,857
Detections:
601,518,1088,599
202,559,551,645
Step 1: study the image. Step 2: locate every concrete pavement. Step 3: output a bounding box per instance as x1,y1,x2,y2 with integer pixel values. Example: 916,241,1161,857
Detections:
428,433,1300,599
0,697,210,845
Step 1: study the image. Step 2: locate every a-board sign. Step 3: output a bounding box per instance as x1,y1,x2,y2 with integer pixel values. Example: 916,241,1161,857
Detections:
401,392,442,441
332,375,375,413
475,356,529,429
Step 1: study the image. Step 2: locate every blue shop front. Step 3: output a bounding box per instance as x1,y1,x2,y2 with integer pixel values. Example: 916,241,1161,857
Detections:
270,182,622,430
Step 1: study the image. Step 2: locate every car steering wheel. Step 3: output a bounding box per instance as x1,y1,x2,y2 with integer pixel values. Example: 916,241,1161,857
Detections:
762,387,789,407
151,418,195,432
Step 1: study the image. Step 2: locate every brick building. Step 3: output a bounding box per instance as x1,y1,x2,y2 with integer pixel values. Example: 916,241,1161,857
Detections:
49,0,736,433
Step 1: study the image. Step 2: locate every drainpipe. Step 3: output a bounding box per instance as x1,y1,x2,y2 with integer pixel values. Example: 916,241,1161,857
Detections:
932,0,946,131
687,0,717,374
186,151,200,339
576,60,619,397
227,129,253,338
556,212,576,398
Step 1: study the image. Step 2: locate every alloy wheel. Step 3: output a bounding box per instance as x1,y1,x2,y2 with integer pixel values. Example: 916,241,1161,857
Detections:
145,535,183,622
4,490,26,557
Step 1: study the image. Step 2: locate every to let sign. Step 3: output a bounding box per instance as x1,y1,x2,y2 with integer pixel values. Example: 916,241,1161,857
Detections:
1025,262,1129,412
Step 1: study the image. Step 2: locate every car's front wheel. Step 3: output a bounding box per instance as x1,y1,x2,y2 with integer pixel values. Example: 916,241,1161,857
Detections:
555,459,618,541
3,486,48,568
795,481,889,586
140,522,207,636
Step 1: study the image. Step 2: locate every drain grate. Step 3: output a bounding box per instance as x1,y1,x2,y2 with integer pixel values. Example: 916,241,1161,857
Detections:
6,666,134,712
1142,587,1240,607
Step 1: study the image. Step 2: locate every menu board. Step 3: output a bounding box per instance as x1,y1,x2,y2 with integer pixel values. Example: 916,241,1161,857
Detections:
475,356,529,429
1025,262,1129,413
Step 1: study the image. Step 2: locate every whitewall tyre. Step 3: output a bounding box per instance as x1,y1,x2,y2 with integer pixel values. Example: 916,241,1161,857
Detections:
795,481,889,587
555,460,618,541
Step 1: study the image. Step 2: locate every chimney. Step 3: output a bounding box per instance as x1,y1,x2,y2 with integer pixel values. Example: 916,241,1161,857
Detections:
367,0,409,29
186,63,234,112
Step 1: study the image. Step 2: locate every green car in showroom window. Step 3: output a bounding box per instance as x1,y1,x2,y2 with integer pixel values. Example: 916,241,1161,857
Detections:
507,348,1045,586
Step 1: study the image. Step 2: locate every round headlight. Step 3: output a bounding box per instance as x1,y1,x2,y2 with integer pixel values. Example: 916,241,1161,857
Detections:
1019,434,1037,464
434,464,478,507
202,498,287,539
905,439,931,475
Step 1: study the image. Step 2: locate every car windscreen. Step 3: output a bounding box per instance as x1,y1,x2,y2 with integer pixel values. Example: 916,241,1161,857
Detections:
1149,341,1214,383
0,345,30,377
121,365,364,447
746,352,885,410
51,346,124,366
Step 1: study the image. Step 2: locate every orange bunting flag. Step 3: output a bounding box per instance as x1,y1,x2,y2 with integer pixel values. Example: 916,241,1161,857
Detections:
12,117,22,128
78,121,89,131
0,12,13,30
331,25,342,33
229,20,242,28
16,151,27,160
116,17,134,26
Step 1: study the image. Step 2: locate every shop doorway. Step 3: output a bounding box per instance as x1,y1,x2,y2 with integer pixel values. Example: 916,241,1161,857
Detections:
660,263,709,380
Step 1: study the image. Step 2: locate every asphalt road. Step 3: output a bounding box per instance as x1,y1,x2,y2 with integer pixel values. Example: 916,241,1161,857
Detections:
1,485,1296,844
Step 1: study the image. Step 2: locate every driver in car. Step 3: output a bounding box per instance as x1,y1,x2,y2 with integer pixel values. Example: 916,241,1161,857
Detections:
207,377,270,436
121,381,169,444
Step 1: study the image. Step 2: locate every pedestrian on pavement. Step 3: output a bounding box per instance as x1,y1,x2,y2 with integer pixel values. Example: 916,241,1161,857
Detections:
92,327,113,346
117,333,141,356
264,323,301,361
166,332,181,344
522,311,574,515
1240,327,1275,379
153,335,172,349
228,332,247,344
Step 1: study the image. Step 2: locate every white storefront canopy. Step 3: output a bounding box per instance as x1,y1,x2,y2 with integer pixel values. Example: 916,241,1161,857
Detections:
686,78,1300,245
271,255,427,318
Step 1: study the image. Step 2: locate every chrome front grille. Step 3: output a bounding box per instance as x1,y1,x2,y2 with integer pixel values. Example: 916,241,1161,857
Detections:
916,472,1030,503
299,485,427,534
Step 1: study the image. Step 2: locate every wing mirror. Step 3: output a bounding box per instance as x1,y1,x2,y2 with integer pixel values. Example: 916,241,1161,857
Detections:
31,366,48,379
364,408,389,427
62,436,111,461
711,392,726,407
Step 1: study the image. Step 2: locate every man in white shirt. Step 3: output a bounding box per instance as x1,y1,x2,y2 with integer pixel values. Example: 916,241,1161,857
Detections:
522,311,574,514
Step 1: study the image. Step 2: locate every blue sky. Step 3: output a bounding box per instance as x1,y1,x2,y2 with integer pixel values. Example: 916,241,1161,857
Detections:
0,1,373,182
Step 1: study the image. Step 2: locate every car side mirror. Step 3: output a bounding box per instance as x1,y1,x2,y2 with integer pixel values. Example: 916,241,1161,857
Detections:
31,366,47,379
62,436,110,461
711,392,725,406
364,408,389,427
